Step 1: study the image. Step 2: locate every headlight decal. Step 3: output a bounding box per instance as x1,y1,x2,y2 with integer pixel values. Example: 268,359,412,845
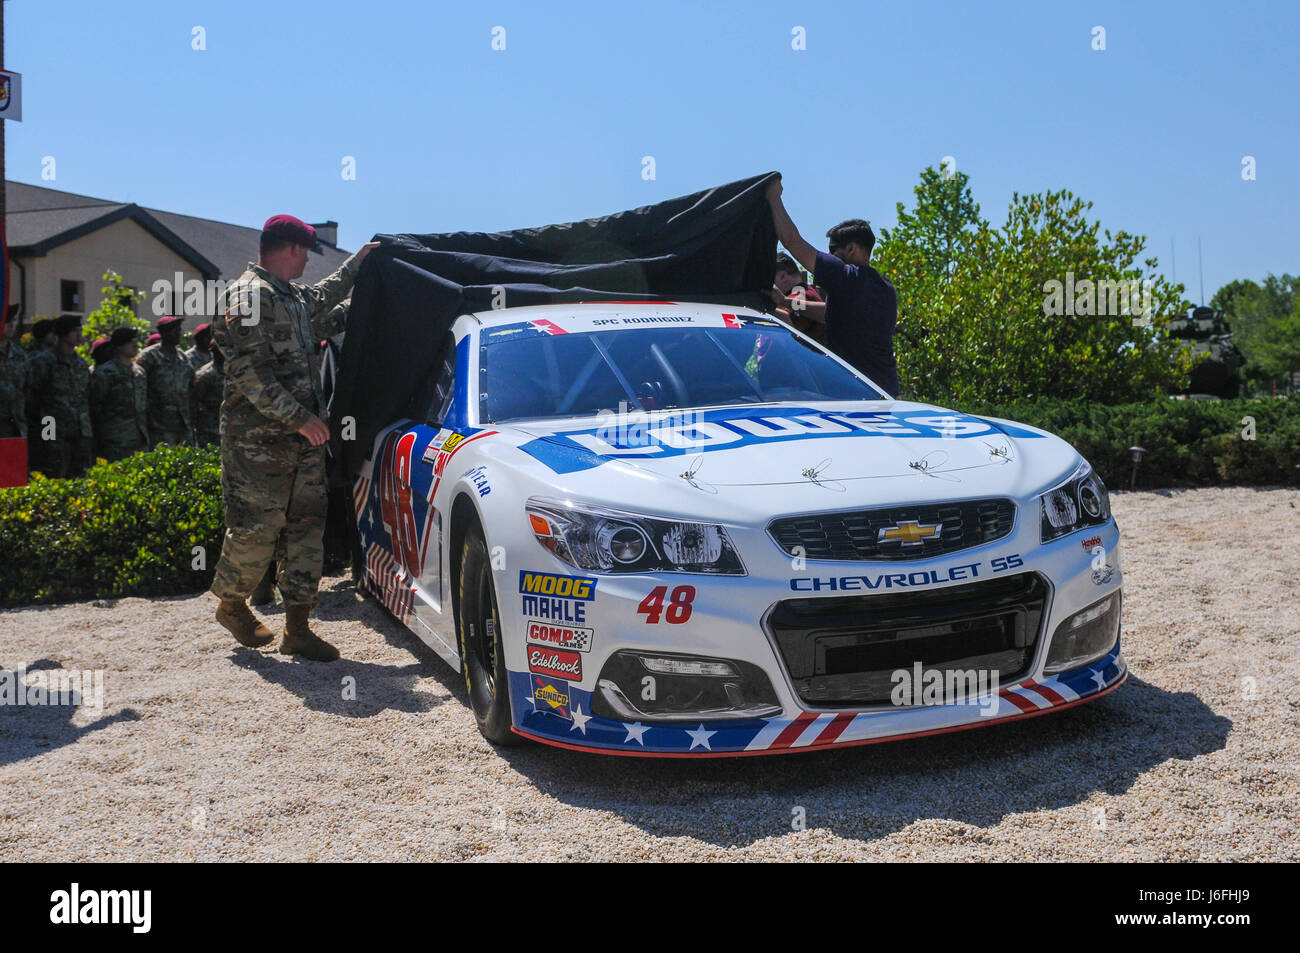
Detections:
1039,462,1111,543
525,497,746,575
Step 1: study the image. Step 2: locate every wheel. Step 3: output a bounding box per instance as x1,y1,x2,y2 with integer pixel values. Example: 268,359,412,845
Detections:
346,483,367,586
457,522,526,745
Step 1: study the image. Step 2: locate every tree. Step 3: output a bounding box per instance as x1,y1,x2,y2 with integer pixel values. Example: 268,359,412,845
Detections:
80,271,151,363
1211,274,1298,393
873,168,1192,405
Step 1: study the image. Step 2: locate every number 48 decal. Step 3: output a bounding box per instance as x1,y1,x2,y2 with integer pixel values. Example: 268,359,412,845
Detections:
638,585,696,624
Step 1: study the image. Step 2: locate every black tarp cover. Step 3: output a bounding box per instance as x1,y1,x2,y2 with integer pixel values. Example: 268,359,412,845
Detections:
331,171,780,479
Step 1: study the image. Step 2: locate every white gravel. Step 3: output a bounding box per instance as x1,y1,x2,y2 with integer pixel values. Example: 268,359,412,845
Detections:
1,487,1297,861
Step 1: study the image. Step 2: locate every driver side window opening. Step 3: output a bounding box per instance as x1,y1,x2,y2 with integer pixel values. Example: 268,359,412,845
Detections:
426,334,457,426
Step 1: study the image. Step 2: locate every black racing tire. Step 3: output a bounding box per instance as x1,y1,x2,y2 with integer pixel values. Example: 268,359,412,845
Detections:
346,485,367,586
457,521,525,745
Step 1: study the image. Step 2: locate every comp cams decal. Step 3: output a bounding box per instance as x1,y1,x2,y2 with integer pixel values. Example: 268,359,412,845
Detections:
526,620,594,652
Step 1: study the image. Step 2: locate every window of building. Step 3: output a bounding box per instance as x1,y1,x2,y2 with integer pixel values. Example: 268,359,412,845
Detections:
60,280,84,313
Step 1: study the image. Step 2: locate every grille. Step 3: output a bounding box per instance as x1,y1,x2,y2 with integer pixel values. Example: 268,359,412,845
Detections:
768,498,1016,562
767,573,1047,706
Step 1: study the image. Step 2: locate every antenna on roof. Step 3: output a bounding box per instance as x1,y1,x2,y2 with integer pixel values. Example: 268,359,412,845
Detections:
1197,236,1205,306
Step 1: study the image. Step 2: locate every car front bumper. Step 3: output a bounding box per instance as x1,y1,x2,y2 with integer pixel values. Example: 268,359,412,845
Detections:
506,520,1127,757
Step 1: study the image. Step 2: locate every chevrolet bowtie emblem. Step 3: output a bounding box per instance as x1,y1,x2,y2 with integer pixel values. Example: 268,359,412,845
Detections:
878,520,942,546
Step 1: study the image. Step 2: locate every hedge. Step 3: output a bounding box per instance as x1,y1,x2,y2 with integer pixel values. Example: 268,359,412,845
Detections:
962,398,1299,490
0,445,223,607
0,399,1295,606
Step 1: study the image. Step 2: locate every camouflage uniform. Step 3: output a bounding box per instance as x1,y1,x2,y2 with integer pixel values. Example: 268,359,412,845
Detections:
190,358,224,447
136,344,195,446
209,258,359,607
0,339,27,438
185,345,212,373
30,351,93,478
90,360,150,460
25,349,53,426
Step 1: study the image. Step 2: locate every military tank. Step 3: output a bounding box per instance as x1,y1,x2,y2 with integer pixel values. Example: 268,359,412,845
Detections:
1165,306,1245,398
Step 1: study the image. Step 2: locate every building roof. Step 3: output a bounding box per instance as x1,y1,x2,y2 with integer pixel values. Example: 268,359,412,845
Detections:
5,181,352,283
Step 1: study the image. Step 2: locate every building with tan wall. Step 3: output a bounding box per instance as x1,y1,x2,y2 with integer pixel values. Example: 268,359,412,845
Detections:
6,181,350,333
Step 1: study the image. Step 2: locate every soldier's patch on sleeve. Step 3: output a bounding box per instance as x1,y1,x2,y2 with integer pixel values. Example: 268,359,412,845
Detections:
227,287,263,335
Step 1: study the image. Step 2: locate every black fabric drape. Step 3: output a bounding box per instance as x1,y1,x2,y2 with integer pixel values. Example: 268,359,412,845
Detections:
331,171,779,479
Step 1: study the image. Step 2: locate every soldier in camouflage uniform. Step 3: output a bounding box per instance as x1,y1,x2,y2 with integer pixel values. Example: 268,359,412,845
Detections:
90,327,149,461
29,315,93,478
209,214,377,660
89,337,113,367
0,307,27,439
136,315,195,446
190,341,224,448
24,319,57,470
185,322,214,373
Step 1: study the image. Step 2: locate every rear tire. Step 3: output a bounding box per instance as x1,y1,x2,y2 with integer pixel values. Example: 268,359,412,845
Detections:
347,483,367,586
457,521,525,745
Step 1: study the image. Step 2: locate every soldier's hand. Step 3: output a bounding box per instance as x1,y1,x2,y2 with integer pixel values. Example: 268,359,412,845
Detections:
298,415,331,446
355,241,381,264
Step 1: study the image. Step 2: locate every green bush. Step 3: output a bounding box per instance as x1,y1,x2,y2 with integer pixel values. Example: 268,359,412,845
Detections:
960,397,1300,489
0,445,223,606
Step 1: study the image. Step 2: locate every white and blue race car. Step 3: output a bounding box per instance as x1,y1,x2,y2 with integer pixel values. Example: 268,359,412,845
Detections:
351,302,1126,757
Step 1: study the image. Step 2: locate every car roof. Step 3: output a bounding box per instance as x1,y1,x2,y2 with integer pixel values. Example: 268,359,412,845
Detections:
466,300,769,331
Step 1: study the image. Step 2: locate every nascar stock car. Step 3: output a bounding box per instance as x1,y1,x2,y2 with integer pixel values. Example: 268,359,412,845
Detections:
349,302,1126,756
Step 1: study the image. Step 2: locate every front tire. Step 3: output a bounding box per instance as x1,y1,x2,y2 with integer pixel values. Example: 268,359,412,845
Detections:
457,522,524,745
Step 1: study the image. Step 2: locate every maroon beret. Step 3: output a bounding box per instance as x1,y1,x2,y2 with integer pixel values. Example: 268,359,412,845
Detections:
146,333,161,346
194,322,212,337
262,214,318,248
90,337,112,354
156,315,183,330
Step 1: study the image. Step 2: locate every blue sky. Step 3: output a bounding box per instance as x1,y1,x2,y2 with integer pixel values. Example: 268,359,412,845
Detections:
8,0,1296,299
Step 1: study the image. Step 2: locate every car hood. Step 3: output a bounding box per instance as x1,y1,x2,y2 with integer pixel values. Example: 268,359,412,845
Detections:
501,401,1082,517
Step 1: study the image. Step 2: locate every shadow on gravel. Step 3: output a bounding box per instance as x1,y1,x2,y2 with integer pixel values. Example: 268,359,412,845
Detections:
494,674,1231,847
226,578,463,718
0,659,140,768
228,649,450,718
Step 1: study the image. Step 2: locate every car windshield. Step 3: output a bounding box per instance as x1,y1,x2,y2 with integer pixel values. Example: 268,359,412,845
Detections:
479,322,884,423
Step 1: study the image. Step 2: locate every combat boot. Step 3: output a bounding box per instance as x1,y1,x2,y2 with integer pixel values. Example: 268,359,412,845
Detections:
215,598,276,647
280,605,340,662
249,563,277,605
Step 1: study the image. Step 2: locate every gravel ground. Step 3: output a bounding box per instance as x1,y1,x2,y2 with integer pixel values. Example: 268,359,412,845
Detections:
1,486,1297,862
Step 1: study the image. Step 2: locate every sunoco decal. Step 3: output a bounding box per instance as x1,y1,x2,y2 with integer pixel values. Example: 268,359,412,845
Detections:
531,676,571,719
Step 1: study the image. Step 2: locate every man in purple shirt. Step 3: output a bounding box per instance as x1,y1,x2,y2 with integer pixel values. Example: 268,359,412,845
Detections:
764,177,900,397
